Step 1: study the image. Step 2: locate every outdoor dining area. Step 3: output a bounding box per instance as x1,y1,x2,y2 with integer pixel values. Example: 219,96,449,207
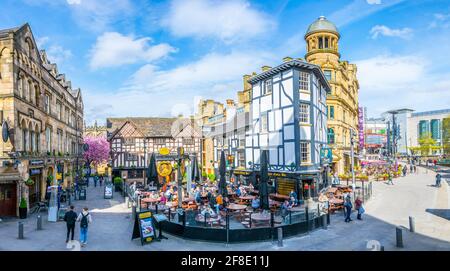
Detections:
126,150,330,242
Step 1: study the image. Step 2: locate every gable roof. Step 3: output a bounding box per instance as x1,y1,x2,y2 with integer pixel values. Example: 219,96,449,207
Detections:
107,117,201,140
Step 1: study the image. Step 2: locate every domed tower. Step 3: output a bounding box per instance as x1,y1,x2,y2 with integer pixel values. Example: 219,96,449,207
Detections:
304,16,340,63
304,16,360,176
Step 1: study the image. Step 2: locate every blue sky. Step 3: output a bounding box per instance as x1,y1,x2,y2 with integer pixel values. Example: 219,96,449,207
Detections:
2,0,450,124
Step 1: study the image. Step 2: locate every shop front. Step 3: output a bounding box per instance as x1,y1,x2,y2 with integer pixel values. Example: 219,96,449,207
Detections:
28,159,44,204
0,167,20,217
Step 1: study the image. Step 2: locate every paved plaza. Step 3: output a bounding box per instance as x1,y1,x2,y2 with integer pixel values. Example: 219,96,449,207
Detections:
0,166,449,251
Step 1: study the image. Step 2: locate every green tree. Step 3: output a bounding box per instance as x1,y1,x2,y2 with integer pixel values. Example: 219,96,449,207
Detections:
417,132,439,156
443,116,450,156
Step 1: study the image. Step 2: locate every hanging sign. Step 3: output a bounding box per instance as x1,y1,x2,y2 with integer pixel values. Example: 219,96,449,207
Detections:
132,210,155,245
159,147,170,156
157,161,173,177
2,121,9,143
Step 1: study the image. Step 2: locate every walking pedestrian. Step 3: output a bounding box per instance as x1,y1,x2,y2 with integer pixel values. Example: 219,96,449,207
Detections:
409,164,413,173
99,176,103,187
413,165,417,174
355,197,364,220
77,207,93,246
387,172,394,185
63,205,78,243
94,175,98,187
344,195,353,222
436,173,442,187
402,165,407,177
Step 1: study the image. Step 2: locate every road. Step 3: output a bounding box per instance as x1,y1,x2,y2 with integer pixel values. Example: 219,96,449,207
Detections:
0,167,449,251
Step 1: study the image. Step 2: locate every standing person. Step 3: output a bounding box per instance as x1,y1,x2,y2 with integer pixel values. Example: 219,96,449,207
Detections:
99,176,103,187
410,164,413,173
436,173,442,187
354,197,363,220
402,166,407,177
344,195,353,222
63,205,78,243
77,207,93,246
94,175,98,187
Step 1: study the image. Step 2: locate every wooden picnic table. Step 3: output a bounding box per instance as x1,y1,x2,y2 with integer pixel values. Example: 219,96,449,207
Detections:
251,213,271,221
239,195,255,201
269,193,290,201
227,203,248,211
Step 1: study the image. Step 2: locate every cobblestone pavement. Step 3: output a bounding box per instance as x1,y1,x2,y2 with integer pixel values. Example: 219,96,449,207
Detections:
0,167,449,251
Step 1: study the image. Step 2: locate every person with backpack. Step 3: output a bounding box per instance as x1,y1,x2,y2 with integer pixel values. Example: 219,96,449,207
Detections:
77,207,92,246
63,205,78,243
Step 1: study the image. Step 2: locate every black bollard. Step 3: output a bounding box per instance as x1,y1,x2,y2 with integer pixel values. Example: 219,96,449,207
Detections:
289,210,292,224
396,227,403,248
132,205,136,218
277,227,283,247
182,210,186,227
37,215,43,230
18,222,24,239
155,204,158,214
168,208,171,222
409,216,415,233
322,214,327,230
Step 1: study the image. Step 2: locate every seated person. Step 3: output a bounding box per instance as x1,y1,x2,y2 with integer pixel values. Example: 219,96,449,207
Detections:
251,197,260,209
289,190,298,201
248,183,254,191
194,188,202,204
215,194,223,214
289,196,297,207
201,205,216,218
235,186,242,197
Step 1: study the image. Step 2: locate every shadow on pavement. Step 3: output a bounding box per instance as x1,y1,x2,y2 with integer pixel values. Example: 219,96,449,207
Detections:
426,209,450,221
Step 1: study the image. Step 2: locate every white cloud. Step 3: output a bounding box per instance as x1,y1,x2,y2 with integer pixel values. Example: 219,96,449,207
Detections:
370,25,413,39
67,0,81,4
89,32,177,69
46,45,73,64
367,0,381,4
162,0,275,43
84,50,276,123
429,13,450,29
356,55,450,117
329,0,404,27
68,0,134,32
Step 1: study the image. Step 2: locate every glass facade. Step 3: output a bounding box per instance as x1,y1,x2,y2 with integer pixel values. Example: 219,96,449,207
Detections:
418,120,429,138
430,119,440,139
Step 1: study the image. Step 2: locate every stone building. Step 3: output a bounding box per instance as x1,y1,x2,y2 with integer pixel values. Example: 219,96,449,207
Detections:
196,75,252,175
304,16,360,174
0,24,84,217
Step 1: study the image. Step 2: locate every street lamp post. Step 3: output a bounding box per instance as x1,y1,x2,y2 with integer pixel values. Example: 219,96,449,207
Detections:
350,129,356,199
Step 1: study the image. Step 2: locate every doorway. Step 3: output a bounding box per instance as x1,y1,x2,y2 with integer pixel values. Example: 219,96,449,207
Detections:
0,183,17,217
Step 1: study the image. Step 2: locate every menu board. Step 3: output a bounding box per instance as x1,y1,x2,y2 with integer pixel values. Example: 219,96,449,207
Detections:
132,211,155,245
104,185,113,199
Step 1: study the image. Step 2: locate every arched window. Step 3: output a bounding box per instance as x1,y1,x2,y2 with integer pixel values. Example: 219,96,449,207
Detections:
327,128,335,144
23,79,29,100
325,37,329,48
35,124,40,152
21,120,28,152
29,82,34,104
318,36,323,49
35,86,40,106
30,123,35,152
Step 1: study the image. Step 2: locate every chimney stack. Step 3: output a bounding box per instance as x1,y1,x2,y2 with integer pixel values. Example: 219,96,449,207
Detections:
283,56,293,62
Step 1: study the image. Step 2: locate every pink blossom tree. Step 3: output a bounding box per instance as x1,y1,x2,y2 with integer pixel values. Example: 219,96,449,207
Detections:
83,136,110,175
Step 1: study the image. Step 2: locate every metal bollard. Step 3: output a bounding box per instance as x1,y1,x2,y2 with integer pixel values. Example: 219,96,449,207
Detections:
125,197,129,208
37,215,43,230
322,214,327,230
409,216,415,233
277,227,283,247
380,246,385,251
18,222,24,239
396,227,403,248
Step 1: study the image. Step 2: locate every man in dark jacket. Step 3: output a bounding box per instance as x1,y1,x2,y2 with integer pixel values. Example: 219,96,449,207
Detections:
64,205,78,243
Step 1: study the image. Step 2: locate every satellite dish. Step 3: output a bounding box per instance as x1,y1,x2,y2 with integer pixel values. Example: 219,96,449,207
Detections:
2,121,9,143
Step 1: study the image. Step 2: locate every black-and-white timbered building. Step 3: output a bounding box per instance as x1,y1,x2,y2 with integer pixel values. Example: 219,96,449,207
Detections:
107,117,201,184
237,59,331,200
